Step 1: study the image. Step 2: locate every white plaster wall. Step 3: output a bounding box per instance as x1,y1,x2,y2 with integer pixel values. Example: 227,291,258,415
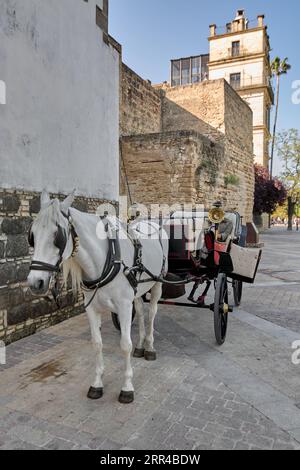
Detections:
0,0,120,201
241,92,265,127
253,131,265,165
209,58,264,87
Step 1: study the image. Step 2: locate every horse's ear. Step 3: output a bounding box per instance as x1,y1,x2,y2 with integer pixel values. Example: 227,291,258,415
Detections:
41,190,50,209
61,190,76,213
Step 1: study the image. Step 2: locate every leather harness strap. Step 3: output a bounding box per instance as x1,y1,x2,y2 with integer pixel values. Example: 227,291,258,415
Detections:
81,218,122,291
30,260,61,273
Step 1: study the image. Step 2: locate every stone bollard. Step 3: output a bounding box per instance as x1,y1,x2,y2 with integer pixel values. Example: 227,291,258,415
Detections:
0,340,6,365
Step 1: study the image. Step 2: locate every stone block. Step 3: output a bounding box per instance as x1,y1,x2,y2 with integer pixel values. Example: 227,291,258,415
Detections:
31,300,56,319
16,263,30,282
0,241,5,259
8,287,25,307
0,263,17,285
1,217,32,235
0,290,9,309
73,199,88,213
6,235,29,258
8,303,31,326
29,197,40,215
0,194,21,213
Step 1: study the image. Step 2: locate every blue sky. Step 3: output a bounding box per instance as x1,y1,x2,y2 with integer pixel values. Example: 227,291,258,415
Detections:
110,0,299,175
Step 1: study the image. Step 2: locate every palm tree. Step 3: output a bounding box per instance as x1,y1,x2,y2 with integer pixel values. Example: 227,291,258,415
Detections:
270,57,291,178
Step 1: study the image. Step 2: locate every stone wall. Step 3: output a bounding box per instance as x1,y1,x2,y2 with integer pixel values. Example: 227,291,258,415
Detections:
121,64,162,136
161,80,226,143
0,190,113,345
121,78,255,222
223,81,255,220
121,131,225,207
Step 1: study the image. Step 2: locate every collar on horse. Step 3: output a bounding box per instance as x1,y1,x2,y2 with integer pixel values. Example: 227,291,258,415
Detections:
81,217,122,291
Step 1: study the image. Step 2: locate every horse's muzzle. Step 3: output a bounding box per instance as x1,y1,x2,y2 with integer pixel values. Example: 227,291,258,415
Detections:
27,273,51,296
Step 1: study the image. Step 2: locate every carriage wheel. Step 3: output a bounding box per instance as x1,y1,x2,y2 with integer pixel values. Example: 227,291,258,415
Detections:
233,280,243,307
111,305,136,331
214,273,229,345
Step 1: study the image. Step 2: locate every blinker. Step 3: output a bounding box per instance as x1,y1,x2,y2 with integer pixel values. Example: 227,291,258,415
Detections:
54,225,67,257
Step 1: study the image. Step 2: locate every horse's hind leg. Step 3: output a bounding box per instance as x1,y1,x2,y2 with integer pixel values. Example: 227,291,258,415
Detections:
133,297,146,358
87,306,104,400
144,283,162,361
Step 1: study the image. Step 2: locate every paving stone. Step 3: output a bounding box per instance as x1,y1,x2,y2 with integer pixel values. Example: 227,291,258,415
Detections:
8,424,52,447
45,438,75,450
0,229,300,451
246,433,274,450
211,437,236,450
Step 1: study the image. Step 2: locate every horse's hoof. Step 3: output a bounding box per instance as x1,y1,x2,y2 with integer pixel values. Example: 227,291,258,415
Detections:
87,387,103,400
133,348,145,358
119,391,134,404
144,351,157,361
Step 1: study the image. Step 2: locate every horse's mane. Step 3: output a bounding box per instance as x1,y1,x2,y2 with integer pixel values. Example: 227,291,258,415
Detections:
63,258,83,294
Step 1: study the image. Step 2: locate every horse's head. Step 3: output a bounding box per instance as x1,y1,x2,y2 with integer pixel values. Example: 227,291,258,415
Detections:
27,190,75,295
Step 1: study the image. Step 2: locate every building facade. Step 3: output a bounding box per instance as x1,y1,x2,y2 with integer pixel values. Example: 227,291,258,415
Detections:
208,10,273,168
0,0,120,343
170,10,273,168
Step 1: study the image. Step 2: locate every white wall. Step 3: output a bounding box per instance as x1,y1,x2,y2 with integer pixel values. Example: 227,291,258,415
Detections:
209,30,264,62
253,130,265,166
0,0,120,201
209,58,264,87
241,92,265,127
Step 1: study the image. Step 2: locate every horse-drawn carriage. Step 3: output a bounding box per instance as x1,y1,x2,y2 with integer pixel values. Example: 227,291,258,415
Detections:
113,204,262,346
27,192,262,403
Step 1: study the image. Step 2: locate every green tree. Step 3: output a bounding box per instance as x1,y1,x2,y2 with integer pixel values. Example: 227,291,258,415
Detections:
270,57,291,178
277,129,300,230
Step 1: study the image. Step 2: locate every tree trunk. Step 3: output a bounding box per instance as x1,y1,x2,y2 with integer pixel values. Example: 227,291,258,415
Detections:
270,76,280,179
287,197,295,231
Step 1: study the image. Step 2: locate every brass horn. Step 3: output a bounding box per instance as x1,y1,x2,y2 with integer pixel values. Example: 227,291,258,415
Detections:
208,207,225,224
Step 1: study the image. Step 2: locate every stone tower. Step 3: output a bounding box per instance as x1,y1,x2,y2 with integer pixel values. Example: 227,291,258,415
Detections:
208,10,274,168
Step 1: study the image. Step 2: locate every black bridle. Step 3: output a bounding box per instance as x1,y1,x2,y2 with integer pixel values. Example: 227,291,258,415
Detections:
28,211,79,274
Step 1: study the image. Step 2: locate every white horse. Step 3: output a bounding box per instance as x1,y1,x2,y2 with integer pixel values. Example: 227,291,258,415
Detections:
27,191,168,404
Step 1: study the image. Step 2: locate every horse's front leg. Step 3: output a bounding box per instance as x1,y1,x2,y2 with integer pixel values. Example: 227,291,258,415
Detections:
133,297,146,358
144,283,162,361
118,302,134,404
86,305,105,400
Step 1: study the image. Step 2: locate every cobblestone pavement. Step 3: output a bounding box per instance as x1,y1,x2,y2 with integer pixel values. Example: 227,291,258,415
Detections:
0,227,300,450
242,228,300,333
